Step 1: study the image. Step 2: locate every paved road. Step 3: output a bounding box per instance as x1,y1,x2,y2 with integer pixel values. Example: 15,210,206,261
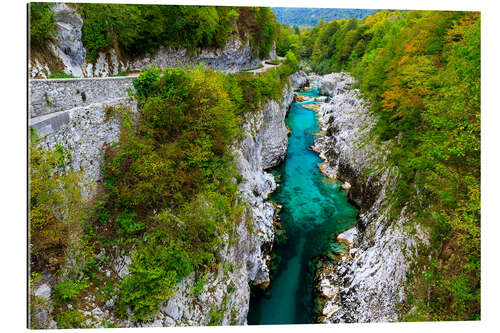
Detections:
246,56,286,74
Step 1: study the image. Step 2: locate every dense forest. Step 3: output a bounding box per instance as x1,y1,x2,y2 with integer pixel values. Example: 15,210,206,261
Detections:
271,7,376,27
277,10,480,321
29,3,480,327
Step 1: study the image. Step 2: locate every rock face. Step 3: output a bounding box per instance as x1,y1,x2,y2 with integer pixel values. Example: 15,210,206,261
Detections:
261,71,308,169
120,38,259,76
312,73,427,323
29,4,260,78
317,73,355,97
51,3,86,77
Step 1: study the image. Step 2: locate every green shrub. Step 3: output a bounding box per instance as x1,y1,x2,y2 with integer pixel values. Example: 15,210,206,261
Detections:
55,310,87,329
29,2,56,49
90,64,294,322
54,278,89,304
117,212,146,236
47,72,77,79
208,305,224,326
29,135,86,272
192,273,208,296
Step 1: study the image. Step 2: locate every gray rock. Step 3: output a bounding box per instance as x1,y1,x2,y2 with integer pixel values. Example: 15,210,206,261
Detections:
34,283,51,299
120,38,259,77
52,3,86,77
317,72,355,96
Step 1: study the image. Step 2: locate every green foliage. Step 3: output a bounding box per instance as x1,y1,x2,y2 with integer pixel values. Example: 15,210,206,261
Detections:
208,305,224,326
55,310,87,329
91,64,295,321
54,144,72,169
116,212,146,236
298,10,480,321
285,50,298,69
249,7,280,58
54,278,89,304
95,64,289,321
47,72,77,79
77,4,278,63
192,273,208,296
29,2,56,49
276,24,300,56
29,136,87,272
225,61,297,115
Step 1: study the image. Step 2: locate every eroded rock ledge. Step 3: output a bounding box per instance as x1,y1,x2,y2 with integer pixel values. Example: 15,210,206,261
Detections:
312,73,427,323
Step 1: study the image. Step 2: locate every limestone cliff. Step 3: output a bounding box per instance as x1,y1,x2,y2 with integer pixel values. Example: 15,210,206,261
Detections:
29,4,260,78
312,73,427,323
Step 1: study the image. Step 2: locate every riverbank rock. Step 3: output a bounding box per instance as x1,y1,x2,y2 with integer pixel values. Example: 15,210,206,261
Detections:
341,182,351,191
312,73,428,323
336,227,357,248
295,94,308,102
317,72,355,96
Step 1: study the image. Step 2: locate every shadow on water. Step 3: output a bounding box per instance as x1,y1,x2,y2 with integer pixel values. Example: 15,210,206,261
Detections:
247,89,358,325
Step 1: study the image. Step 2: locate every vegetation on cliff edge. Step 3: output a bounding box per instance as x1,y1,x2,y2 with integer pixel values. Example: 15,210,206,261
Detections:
77,4,279,63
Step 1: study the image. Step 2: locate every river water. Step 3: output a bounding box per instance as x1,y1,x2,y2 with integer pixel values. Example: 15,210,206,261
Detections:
247,87,358,325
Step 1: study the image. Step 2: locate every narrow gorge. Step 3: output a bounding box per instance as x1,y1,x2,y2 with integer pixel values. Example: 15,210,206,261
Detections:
28,3,481,328
248,80,358,324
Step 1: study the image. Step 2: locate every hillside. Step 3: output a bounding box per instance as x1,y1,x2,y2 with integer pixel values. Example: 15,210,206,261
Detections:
271,7,376,26
29,3,279,77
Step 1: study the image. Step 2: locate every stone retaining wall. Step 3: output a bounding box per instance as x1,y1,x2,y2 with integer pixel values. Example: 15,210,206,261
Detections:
29,76,136,118
29,76,138,194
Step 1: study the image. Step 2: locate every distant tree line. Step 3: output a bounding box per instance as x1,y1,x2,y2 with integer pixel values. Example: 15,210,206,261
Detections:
271,7,376,26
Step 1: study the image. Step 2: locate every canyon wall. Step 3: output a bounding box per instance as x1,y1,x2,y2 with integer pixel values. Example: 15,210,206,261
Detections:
29,71,308,327
312,73,427,322
29,4,260,78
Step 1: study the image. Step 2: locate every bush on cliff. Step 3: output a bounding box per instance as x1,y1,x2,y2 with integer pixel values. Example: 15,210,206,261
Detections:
29,2,57,50
93,64,295,321
29,133,88,273
93,65,244,321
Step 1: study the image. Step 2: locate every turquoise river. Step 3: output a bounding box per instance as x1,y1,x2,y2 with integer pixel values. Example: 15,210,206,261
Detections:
247,87,358,325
